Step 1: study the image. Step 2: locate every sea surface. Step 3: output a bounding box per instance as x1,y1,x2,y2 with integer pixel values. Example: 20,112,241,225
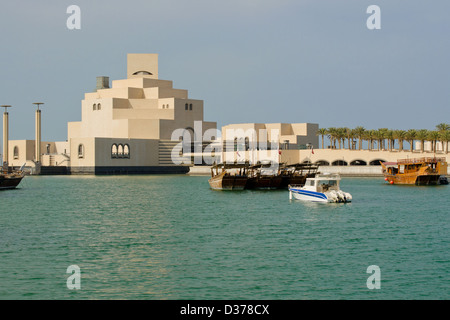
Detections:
0,174,448,300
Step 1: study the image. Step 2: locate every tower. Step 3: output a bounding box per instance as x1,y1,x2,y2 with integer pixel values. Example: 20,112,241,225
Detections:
1,105,11,170
33,102,44,163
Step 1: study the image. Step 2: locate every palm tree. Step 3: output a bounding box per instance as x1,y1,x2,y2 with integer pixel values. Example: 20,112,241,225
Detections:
361,130,371,150
316,128,328,149
415,129,428,153
373,130,385,151
386,129,394,151
327,127,338,149
366,130,376,150
435,123,449,152
393,130,407,151
336,128,347,149
343,127,352,150
377,128,389,150
436,123,450,132
440,130,450,154
353,126,365,150
427,130,440,152
405,129,417,152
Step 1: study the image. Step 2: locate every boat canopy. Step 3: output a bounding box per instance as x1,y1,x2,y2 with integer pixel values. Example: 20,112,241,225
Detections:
309,173,341,181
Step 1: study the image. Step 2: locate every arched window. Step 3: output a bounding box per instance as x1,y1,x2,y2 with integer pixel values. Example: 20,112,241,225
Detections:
78,144,84,159
189,103,193,110
315,160,330,166
111,144,118,158
350,160,367,166
132,70,153,75
185,103,188,110
118,144,124,158
332,160,348,166
13,146,19,159
369,159,385,166
93,104,97,111
97,103,101,110
124,144,130,158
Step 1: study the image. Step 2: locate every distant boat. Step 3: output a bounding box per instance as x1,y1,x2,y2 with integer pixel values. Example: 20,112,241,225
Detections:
0,168,25,190
289,173,352,203
245,162,282,190
381,157,448,185
208,163,249,190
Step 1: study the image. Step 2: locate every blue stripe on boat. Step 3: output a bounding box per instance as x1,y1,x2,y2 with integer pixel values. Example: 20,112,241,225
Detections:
289,188,328,200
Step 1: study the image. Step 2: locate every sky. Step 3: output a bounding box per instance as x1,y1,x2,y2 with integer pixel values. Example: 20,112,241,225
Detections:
0,0,449,142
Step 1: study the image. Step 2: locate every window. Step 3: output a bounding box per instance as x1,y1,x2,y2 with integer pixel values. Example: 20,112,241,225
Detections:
111,144,118,158
13,146,19,159
189,104,193,110
132,70,152,75
185,103,188,110
111,143,130,159
306,180,315,187
78,144,84,158
97,103,101,110
93,104,97,111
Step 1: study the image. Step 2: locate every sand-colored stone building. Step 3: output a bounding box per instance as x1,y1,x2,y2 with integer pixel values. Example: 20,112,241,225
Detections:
7,54,217,174
220,122,319,164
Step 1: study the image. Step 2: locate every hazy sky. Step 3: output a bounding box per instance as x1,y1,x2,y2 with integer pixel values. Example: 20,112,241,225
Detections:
1,0,449,141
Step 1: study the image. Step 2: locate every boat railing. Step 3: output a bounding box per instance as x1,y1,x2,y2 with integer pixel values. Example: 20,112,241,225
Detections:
397,157,446,164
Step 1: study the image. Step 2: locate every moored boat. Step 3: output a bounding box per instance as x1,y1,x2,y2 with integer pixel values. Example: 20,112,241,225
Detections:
208,163,249,190
381,157,448,185
288,173,352,203
209,162,321,191
0,168,25,190
245,162,282,189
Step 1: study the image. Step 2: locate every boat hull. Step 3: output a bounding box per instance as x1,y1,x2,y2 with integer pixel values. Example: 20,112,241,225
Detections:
289,187,352,203
246,175,282,190
208,172,248,190
0,175,24,190
384,174,441,185
289,188,329,202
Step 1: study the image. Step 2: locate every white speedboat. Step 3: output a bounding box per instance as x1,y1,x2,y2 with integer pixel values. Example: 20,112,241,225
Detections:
288,173,352,203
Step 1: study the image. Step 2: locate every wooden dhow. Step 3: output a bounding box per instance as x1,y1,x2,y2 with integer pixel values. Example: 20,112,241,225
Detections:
381,157,447,185
0,167,25,190
208,162,318,190
208,163,249,190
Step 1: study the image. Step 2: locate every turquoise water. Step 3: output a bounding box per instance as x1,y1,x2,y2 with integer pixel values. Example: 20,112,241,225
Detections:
0,175,448,300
